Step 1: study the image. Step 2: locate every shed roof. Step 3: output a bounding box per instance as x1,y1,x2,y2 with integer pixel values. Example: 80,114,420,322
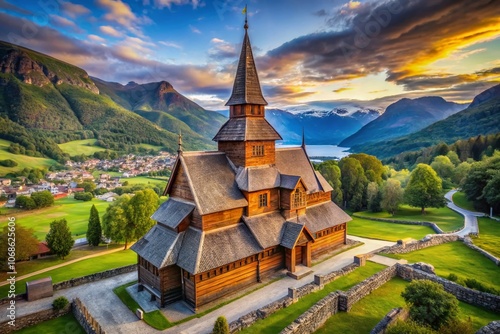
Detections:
212,117,282,142
151,198,195,229
243,212,286,249
280,174,302,190
131,225,184,268
280,221,304,249
275,147,320,194
300,201,352,233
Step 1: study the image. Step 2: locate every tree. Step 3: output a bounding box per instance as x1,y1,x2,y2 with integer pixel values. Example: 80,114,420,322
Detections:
74,192,93,201
452,161,471,186
366,182,382,212
102,195,130,248
340,157,368,211
317,160,343,205
46,219,74,259
430,155,454,180
0,225,39,267
405,164,445,214
381,179,404,215
31,190,54,209
446,151,460,166
483,172,500,214
15,195,36,210
401,280,459,330
350,153,385,184
125,189,160,247
86,205,102,247
77,181,96,194
213,316,229,334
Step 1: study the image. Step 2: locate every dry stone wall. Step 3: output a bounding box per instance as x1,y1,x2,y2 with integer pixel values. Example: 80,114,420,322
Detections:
370,307,409,334
54,264,136,291
476,320,500,334
351,214,444,234
382,235,460,254
0,303,71,334
463,237,500,266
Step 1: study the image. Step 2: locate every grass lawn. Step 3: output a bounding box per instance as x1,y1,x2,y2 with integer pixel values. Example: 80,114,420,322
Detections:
315,278,499,334
121,176,167,187
383,242,500,290
354,205,464,232
15,312,85,334
472,217,500,258
0,249,136,297
0,197,111,240
452,191,478,212
114,282,171,330
0,243,124,282
239,262,387,334
58,139,109,157
135,143,164,151
0,139,57,176
348,216,434,241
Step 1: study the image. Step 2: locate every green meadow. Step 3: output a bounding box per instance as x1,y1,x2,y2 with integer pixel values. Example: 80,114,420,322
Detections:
347,216,435,241
0,139,57,175
58,139,108,156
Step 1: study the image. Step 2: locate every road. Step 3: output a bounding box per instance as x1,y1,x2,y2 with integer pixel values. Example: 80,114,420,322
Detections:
445,189,483,237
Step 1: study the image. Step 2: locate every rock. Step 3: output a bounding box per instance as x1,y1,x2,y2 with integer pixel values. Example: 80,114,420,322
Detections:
412,262,435,274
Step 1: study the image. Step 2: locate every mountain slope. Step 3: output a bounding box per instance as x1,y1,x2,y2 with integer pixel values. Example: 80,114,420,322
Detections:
354,84,500,159
339,96,466,147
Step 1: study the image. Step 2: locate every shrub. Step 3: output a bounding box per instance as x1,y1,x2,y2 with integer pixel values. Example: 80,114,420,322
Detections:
447,273,458,282
52,296,69,310
31,190,54,208
438,319,474,334
74,192,93,201
386,319,436,334
213,316,229,334
15,195,36,210
464,278,499,295
401,280,459,330
0,159,18,167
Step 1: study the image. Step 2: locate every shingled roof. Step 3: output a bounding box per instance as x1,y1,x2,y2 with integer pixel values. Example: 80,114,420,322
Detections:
226,28,267,106
275,147,321,194
315,171,334,192
151,198,195,229
236,166,280,192
181,152,248,215
131,225,184,268
280,221,305,249
243,212,286,249
299,201,352,233
213,118,282,141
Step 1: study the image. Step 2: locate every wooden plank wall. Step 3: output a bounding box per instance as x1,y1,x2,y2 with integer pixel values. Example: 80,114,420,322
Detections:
259,247,285,278
246,189,279,216
311,224,346,258
218,141,245,167
200,207,244,231
160,266,182,304
306,191,331,206
244,141,276,166
169,165,195,201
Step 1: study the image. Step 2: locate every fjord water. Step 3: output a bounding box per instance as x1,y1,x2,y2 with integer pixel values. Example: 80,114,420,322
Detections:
277,144,350,160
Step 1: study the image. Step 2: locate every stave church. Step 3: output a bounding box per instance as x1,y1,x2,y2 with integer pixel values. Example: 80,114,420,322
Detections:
131,18,352,310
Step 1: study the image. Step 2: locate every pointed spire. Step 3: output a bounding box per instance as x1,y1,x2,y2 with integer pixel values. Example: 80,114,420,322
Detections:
301,128,306,149
225,13,267,106
177,131,183,154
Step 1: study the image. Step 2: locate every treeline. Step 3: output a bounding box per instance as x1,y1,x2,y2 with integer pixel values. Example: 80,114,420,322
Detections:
386,133,500,170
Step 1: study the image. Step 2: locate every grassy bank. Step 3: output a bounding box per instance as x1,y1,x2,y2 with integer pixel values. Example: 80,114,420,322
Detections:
348,216,434,241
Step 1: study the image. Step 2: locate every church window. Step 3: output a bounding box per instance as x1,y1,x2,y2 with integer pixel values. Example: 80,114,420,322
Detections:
252,145,264,156
292,188,306,208
258,193,268,207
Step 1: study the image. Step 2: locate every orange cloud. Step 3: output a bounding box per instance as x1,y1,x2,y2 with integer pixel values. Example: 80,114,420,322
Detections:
100,25,123,38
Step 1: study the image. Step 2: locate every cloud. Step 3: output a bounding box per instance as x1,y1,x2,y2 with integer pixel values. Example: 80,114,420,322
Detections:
313,9,328,17
0,0,32,15
159,41,182,49
208,38,237,60
99,25,123,38
448,48,486,61
332,87,352,93
61,1,90,18
96,0,151,37
189,25,201,34
88,34,106,43
153,0,201,9
49,14,84,33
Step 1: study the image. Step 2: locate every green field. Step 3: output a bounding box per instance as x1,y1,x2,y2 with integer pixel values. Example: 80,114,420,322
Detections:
316,278,499,334
0,197,111,240
0,249,135,296
348,216,435,241
354,205,464,232
240,262,386,334
135,143,164,151
121,176,167,187
452,191,478,212
473,218,500,258
0,139,57,175
384,242,500,290
16,312,85,334
58,139,109,157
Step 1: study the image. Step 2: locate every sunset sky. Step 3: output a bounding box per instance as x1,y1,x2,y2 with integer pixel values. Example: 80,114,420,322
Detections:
0,0,499,110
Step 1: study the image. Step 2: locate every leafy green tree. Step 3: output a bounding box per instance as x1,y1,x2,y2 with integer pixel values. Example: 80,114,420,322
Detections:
350,153,385,184
430,155,454,180
46,219,74,259
0,225,39,267
446,151,460,166
401,280,459,330
462,152,500,211
74,192,93,201
381,179,404,216
317,160,343,205
31,190,54,208
366,182,382,212
405,164,445,214
125,189,160,247
483,172,500,214
340,157,368,211
213,316,229,334
15,195,36,210
102,195,130,249
77,181,96,194
452,161,471,186
86,205,102,247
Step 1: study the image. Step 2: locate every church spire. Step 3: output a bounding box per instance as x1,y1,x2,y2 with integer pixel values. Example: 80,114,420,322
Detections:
177,131,183,155
225,14,267,106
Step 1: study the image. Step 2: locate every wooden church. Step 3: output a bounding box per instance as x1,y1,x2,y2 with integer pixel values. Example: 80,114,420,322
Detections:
131,19,352,310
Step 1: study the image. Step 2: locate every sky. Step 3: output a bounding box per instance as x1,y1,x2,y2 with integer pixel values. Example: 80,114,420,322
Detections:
0,0,499,110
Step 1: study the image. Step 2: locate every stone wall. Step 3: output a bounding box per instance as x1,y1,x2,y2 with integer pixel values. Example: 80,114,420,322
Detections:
370,307,408,334
73,297,106,334
338,265,397,312
381,234,460,254
396,264,500,313
54,264,137,291
351,214,444,234
463,237,500,266
280,292,339,334
476,320,500,334
0,303,71,334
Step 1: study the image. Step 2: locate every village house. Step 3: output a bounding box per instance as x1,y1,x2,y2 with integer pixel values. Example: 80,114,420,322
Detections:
132,20,351,310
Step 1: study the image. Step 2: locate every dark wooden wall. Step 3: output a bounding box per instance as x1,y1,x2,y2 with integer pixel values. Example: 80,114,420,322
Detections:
311,223,346,258
169,165,194,201
245,189,279,216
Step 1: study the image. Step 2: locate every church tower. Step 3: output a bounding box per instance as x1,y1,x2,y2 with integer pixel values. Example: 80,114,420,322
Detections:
213,19,282,167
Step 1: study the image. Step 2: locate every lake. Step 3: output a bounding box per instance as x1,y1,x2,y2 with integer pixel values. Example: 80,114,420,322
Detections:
277,144,351,160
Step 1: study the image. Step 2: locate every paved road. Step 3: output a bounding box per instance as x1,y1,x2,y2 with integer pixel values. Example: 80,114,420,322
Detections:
445,190,483,237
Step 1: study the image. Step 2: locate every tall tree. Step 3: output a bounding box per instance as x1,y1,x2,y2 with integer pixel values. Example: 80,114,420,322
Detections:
31,190,54,208
483,172,500,214
340,157,368,211
125,189,160,246
405,164,445,214
102,195,130,249
86,204,102,247
430,155,454,180
317,160,343,205
366,182,382,212
452,161,471,186
0,225,39,268
381,179,404,216
349,153,385,184
46,219,74,259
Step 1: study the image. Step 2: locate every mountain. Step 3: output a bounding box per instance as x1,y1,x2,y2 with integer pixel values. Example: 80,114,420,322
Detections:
339,96,466,147
0,40,222,162
353,84,500,159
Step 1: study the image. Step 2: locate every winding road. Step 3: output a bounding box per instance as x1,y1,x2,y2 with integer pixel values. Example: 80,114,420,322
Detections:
445,189,484,237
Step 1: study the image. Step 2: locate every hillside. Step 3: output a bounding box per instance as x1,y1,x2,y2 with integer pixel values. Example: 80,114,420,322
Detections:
339,97,465,147
0,41,220,162
353,84,500,158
